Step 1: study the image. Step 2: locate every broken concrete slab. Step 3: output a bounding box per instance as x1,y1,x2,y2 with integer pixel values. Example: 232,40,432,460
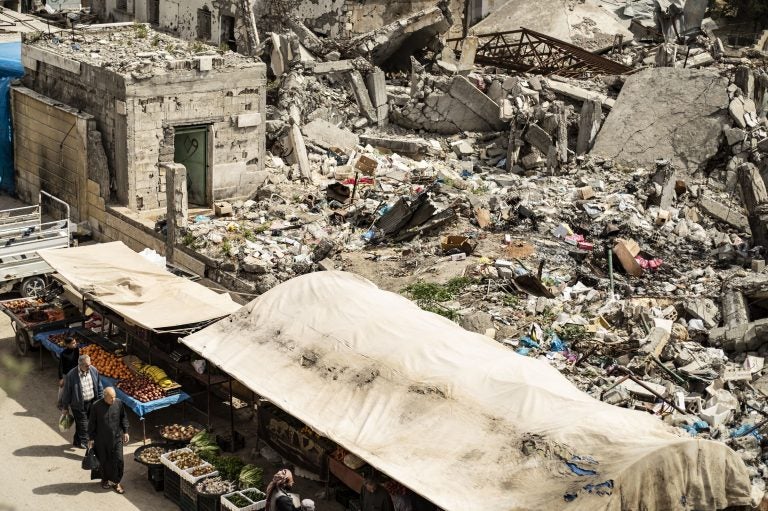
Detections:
313,59,355,74
302,119,359,152
544,79,615,110
729,96,757,129
698,196,750,233
451,140,474,157
366,67,388,127
576,98,602,155
448,75,506,131
739,162,768,249
347,7,449,67
592,68,729,174
524,124,554,155
358,134,430,155
683,298,719,329
458,36,478,74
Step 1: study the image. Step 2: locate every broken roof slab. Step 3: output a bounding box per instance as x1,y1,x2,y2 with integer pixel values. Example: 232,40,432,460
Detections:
470,0,633,51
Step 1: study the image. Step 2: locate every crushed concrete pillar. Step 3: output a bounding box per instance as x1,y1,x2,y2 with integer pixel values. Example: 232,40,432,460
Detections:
554,101,568,164
290,124,312,181
650,162,677,210
655,43,677,67
755,71,768,116
163,163,188,264
735,66,755,101
366,67,389,126
739,162,768,249
270,33,290,77
458,36,478,75
506,123,523,171
722,288,749,327
524,124,553,155
236,0,260,55
576,99,602,155
347,70,378,123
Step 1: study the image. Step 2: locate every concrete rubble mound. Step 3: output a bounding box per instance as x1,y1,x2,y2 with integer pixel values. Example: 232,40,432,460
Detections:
23,2,768,507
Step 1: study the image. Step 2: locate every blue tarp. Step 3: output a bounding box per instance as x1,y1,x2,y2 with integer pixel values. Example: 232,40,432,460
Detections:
35,328,90,357
102,376,191,418
0,42,23,194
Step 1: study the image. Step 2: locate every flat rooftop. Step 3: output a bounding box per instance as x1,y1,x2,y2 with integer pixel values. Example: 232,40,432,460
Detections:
24,23,261,77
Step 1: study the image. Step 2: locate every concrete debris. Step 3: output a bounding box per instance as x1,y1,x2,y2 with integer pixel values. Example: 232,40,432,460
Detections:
593,68,729,174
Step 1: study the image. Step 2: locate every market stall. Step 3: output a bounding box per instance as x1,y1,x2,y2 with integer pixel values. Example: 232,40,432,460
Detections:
179,271,753,511
0,295,84,362
39,242,242,441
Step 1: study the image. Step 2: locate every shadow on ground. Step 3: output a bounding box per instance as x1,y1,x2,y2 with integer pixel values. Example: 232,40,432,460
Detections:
32,481,105,496
14,443,83,462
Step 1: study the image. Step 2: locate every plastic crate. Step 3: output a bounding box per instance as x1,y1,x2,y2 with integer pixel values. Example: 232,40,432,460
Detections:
180,479,197,511
196,491,224,511
181,463,218,484
147,464,164,492
161,447,196,476
220,491,265,511
163,466,181,504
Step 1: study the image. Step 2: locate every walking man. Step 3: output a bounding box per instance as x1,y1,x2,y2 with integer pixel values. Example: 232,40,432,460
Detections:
58,354,103,448
88,387,129,494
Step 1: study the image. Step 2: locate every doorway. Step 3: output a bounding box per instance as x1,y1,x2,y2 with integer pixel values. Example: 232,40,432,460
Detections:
173,126,208,207
220,15,236,52
148,0,159,25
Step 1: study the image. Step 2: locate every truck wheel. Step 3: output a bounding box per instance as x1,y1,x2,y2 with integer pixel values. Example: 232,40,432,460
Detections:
20,276,46,298
15,329,30,356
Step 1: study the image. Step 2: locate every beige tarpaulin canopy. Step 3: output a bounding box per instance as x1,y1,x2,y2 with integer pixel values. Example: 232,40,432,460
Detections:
180,271,751,511
40,241,240,330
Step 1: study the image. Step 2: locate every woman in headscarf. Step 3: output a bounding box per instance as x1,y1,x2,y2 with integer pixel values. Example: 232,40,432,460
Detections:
266,469,301,511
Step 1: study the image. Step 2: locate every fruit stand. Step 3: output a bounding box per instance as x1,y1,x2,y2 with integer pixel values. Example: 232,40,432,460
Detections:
0,296,84,359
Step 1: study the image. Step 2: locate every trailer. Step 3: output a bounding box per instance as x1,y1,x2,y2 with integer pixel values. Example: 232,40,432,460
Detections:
0,191,70,297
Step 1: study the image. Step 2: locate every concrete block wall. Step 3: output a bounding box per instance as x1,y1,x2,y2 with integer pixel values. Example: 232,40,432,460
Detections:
11,87,93,222
20,45,128,205
126,64,267,208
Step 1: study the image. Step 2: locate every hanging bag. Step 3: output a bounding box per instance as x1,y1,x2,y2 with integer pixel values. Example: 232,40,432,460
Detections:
81,447,100,472
58,411,74,432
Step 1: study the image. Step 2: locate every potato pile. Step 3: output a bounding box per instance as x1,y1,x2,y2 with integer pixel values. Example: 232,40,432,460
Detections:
161,424,201,441
80,345,132,380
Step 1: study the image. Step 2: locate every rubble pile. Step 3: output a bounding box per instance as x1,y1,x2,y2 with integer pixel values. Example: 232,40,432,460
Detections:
176,5,768,503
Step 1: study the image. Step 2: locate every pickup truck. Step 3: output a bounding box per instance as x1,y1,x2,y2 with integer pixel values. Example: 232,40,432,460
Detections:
0,191,70,297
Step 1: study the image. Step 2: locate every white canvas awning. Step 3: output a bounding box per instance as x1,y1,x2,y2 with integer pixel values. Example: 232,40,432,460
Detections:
180,271,751,511
40,242,239,330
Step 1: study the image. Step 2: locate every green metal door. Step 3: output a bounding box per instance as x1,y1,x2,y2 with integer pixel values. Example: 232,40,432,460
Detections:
174,126,208,206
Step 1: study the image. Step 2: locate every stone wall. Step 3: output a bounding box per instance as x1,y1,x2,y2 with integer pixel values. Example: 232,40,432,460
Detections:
11,86,92,222
21,44,128,204
125,63,267,209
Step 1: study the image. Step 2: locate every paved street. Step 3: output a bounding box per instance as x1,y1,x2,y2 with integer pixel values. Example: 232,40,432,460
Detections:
0,313,176,511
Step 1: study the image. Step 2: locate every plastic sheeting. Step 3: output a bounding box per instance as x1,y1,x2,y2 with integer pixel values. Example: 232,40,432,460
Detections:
39,242,240,331
0,42,22,194
180,271,751,511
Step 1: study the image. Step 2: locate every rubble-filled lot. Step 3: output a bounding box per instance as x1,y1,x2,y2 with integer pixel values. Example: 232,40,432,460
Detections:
175,6,768,506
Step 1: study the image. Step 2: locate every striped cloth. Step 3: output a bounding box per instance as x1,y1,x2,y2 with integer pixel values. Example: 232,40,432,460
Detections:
79,369,95,401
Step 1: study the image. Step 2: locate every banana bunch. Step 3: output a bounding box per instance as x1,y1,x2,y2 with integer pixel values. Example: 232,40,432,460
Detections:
139,364,168,383
157,377,177,389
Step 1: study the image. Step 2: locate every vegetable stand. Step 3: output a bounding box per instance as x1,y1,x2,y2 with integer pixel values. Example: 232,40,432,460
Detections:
0,296,84,362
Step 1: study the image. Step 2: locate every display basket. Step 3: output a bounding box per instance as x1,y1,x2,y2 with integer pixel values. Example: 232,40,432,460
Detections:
163,465,181,504
133,443,170,467
161,447,197,476
220,490,266,511
181,462,219,484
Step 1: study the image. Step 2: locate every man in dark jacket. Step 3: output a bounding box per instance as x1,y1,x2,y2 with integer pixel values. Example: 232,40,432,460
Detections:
58,354,103,448
360,475,394,511
88,387,129,493
58,336,79,387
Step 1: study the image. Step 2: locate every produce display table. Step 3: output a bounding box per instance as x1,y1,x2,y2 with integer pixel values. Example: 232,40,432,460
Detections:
101,376,191,418
34,328,91,357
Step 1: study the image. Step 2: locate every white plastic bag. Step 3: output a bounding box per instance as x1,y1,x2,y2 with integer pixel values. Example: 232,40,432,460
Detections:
58,411,74,432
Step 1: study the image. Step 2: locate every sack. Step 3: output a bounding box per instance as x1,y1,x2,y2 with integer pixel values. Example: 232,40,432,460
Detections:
82,448,100,471
58,411,74,432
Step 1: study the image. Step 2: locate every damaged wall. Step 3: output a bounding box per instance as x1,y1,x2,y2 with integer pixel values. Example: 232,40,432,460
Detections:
99,0,258,55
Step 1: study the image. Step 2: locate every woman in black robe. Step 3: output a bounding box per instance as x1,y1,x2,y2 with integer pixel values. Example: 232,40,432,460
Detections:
88,387,129,494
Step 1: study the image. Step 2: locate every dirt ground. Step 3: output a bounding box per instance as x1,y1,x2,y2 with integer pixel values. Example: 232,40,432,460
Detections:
0,310,342,511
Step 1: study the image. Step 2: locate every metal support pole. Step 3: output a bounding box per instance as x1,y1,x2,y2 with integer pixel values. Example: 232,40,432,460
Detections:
229,377,235,452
